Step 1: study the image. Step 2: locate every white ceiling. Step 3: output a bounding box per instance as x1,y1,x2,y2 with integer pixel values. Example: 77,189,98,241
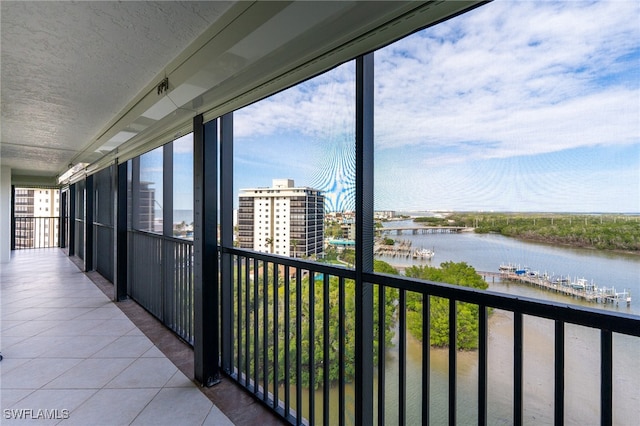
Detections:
1,1,483,185
1,1,234,179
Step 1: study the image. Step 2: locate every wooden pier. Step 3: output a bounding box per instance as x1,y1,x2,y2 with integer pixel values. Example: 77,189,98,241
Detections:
479,271,632,306
374,239,413,257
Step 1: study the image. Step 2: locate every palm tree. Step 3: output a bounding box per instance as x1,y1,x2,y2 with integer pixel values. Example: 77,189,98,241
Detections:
264,237,274,254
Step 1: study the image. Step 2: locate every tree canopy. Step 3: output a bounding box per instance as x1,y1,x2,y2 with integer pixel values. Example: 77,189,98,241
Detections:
404,261,488,349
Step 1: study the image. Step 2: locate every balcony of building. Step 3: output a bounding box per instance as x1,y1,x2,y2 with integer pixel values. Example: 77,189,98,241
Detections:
1,249,239,425
2,1,639,425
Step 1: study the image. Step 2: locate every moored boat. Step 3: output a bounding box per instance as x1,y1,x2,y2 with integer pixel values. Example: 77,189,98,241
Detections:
499,263,517,272
413,248,434,259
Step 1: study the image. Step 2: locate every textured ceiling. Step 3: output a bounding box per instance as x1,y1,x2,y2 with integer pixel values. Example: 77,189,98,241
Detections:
1,1,233,178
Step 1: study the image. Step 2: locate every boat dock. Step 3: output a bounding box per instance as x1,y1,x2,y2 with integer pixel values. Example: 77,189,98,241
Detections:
374,239,435,259
479,270,632,306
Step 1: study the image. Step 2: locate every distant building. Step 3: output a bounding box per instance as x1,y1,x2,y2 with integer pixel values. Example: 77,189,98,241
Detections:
14,188,60,248
238,179,324,257
130,181,156,232
374,210,396,220
341,217,356,240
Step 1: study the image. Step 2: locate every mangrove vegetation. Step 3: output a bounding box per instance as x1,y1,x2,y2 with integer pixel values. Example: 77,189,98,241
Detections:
404,262,489,349
415,212,640,252
239,258,489,389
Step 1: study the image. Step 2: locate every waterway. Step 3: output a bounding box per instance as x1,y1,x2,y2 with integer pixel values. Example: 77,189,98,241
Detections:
379,220,639,316
371,220,640,425
278,222,639,424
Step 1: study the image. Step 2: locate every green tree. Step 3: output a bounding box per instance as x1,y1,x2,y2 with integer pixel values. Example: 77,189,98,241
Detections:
404,262,488,350
240,259,398,389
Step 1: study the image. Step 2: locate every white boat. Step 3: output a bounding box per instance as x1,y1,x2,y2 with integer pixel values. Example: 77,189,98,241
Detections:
499,263,517,273
571,278,588,290
413,248,434,260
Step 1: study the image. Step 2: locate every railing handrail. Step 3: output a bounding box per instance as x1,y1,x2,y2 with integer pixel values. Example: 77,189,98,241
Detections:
129,228,194,245
226,246,356,279
368,271,640,336
226,246,639,337
12,216,60,249
13,216,59,219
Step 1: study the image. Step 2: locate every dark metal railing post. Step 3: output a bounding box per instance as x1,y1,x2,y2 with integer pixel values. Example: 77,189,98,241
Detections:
514,312,523,426
355,52,375,426
479,305,488,426
449,299,457,426
601,330,613,426
422,296,431,425
194,114,221,386
295,269,303,423
323,273,330,424
399,290,407,424
554,320,564,426
378,284,386,425
309,271,316,424
339,276,346,426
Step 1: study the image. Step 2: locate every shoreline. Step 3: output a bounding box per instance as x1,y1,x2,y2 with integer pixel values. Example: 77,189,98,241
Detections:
511,234,640,256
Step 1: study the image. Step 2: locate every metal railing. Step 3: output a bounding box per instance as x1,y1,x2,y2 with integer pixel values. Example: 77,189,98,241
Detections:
219,248,639,426
13,216,60,249
128,230,194,344
97,226,640,424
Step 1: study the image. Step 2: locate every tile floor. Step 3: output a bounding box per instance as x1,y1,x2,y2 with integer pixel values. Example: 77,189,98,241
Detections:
1,249,234,425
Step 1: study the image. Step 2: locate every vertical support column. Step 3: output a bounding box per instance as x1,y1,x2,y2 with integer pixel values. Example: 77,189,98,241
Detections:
69,183,76,256
85,174,94,271
194,114,221,386
131,157,141,230
163,143,174,237
0,168,12,261
10,185,16,250
355,53,375,426
115,161,128,301
59,189,66,249
163,142,174,323
220,113,234,373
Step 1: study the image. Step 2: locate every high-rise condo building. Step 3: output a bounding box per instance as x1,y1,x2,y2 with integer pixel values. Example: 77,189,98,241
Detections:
14,188,60,248
238,179,324,258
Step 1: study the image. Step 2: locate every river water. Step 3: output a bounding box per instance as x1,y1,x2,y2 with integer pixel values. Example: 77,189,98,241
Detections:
379,220,639,316
287,223,639,424
373,221,640,425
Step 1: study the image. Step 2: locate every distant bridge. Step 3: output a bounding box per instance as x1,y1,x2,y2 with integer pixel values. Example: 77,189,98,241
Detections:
378,226,469,235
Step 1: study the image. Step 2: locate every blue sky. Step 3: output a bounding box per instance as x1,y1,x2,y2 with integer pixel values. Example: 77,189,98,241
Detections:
169,0,639,213
139,134,193,215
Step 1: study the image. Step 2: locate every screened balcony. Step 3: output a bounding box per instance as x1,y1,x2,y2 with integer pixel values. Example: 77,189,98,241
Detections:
2,1,639,425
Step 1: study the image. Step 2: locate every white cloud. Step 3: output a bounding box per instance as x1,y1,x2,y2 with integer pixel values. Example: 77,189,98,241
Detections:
232,0,639,211
234,61,355,140
235,1,639,163
172,133,193,154
373,0,639,162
